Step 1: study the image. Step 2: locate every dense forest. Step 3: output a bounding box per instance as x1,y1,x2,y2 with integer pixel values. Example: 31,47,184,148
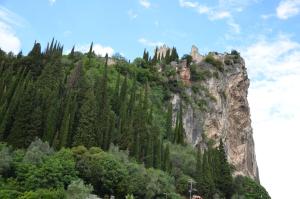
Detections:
0,40,270,199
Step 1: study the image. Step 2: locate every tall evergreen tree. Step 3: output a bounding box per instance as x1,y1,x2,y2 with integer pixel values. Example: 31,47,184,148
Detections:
95,54,111,149
69,45,75,59
88,42,94,61
153,125,162,169
7,83,42,148
165,103,173,141
174,101,185,145
162,144,171,172
142,49,149,63
73,89,97,148
152,47,158,64
200,150,215,198
217,140,234,198
165,48,171,64
112,73,120,114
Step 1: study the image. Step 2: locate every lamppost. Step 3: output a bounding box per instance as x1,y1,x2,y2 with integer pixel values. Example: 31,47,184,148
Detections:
188,179,197,199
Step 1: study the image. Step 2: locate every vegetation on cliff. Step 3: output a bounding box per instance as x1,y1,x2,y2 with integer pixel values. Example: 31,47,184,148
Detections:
0,40,270,199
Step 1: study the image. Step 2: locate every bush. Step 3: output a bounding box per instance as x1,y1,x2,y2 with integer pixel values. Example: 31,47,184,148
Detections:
66,179,93,199
233,176,271,199
18,189,65,199
17,148,77,190
204,55,224,72
0,144,13,176
23,138,53,165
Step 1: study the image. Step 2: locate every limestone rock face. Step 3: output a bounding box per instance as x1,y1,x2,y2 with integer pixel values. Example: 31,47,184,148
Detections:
171,50,259,180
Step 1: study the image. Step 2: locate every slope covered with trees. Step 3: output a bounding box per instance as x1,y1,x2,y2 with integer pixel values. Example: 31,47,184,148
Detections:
0,40,270,199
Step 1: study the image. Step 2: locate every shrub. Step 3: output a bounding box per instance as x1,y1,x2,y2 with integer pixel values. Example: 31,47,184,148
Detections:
18,189,65,199
204,55,224,72
66,179,93,199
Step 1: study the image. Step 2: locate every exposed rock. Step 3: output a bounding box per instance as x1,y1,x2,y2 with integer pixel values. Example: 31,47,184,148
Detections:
171,52,259,181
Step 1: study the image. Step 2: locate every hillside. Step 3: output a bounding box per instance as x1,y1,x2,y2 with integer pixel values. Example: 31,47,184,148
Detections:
0,40,270,199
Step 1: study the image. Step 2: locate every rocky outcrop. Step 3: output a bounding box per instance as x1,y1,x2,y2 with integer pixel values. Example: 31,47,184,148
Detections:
171,47,259,180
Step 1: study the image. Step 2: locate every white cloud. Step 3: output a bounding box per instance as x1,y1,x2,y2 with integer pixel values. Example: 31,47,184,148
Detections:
227,19,240,33
211,11,231,20
0,6,22,54
179,0,231,20
49,0,56,5
128,10,138,19
218,0,258,10
276,0,300,19
179,0,239,38
261,13,274,19
179,0,198,8
139,0,151,8
76,43,114,57
138,38,164,47
240,34,300,199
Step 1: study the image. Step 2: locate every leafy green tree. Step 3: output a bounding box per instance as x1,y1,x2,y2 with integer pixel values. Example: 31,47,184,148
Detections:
16,148,77,191
66,179,93,199
18,189,65,199
233,175,271,199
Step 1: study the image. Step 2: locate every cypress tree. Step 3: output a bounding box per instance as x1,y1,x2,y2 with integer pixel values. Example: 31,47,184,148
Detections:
73,89,97,148
174,100,185,145
112,72,120,114
170,47,179,62
165,48,171,64
153,126,162,169
162,144,171,172
217,140,234,198
69,45,75,59
95,54,111,149
117,76,128,148
145,133,154,168
152,47,158,64
200,150,215,198
88,42,94,61
58,92,75,148
165,103,173,141
7,83,42,148
143,49,149,62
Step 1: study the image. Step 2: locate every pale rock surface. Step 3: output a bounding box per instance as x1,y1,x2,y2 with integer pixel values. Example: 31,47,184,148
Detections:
171,50,259,180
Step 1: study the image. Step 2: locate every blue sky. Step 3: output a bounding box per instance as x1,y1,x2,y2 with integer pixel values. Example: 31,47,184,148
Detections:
1,0,300,198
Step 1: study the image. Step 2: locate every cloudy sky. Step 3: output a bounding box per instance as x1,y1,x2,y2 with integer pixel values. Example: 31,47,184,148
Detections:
1,0,300,197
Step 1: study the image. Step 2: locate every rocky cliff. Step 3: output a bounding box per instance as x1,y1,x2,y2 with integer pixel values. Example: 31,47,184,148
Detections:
170,46,259,180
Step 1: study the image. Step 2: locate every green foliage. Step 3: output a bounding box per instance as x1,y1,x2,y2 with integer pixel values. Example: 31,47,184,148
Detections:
18,189,65,199
233,175,271,199
16,148,77,190
0,144,13,176
66,179,93,199
23,138,53,165
0,41,270,199
204,54,224,72
174,100,185,145
73,89,97,147
181,54,193,66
